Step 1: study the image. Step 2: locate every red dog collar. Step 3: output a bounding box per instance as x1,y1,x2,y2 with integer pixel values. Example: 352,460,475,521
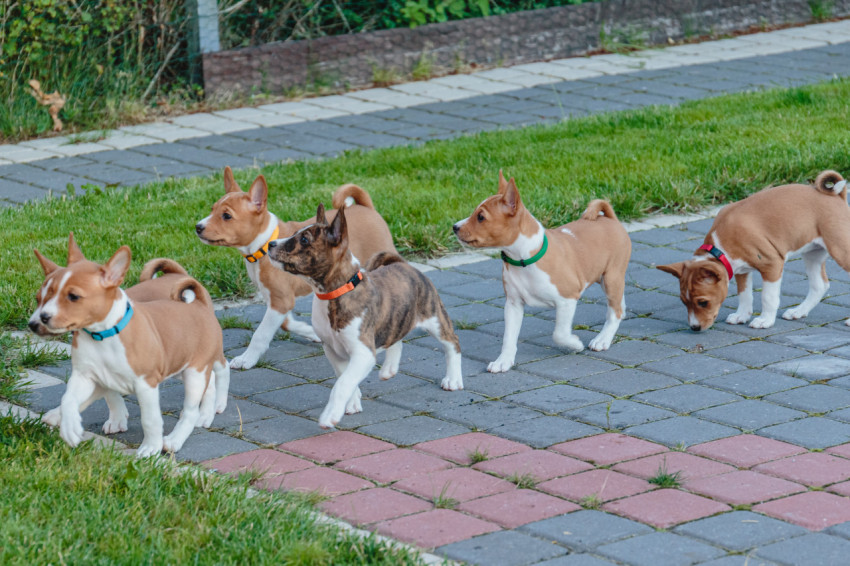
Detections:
698,244,733,280
316,271,363,300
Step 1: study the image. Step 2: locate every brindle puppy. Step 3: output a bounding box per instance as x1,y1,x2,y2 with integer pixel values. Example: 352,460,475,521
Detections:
268,204,463,428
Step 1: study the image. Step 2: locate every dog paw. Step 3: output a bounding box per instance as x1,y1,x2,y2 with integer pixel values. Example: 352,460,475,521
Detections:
749,316,776,329
215,398,228,414
554,332,584,352
198,409,215,429
487,356,515,373
102,417,128,435
42,407,61,427
163,434,188,454
344,390,362,415
59,413,85,448
441,376,464,391
318,405,342,429
137,441,164,458
230,352,259,370
725,312,752,325
782,307,808,320
378,365,398,380
588,335,613,351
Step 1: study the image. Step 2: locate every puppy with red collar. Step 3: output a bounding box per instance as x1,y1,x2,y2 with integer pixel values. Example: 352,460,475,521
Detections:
29,234,229,457
268,205,463,429
195,167,396,370
659,170,850,330
453,171,631,373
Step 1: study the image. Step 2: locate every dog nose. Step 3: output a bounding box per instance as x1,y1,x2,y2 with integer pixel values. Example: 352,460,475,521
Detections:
268,240,278,249
40,312,51,324
28,320,41,332
452,224,460,234
690,324,702,332
195,223,204,234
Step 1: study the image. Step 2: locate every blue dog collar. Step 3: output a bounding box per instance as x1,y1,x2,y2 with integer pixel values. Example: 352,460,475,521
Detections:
84,302,133,341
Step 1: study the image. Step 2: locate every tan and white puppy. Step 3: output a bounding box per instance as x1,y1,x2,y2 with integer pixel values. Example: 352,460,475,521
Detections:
453,172,631,373
29,234,229,457
268,205,463,429
195,166,396,370
659,170,850,331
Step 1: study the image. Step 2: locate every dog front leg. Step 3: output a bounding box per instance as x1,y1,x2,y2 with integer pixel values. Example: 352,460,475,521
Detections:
102,389,129,434
59,372,97,448
726,273,753,325
231,308,288,369
751,277,782,329
489,298,524,373
319,348,375,428
283,311,320,343
212,359,230,414
43,383,111,428
135,382,164,458
553,298,584,352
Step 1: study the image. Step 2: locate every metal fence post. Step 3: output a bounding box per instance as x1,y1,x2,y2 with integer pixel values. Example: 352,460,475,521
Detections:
186,0,221,88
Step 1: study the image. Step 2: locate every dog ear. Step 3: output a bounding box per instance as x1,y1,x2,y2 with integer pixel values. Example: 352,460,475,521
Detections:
657,262,685,279
697,265,721,284
101,246,131,288
498,170,509,195
502,177,521,216
248,175,268,213
67,232,85,264
327,206,348,247
34,249,60,276
223,166,240,193
316,203,328,226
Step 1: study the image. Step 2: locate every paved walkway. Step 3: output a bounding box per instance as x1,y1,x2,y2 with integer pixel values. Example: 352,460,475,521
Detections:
9,18,850,566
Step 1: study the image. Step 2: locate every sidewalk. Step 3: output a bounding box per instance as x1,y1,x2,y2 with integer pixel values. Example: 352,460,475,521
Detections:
9,19,850,566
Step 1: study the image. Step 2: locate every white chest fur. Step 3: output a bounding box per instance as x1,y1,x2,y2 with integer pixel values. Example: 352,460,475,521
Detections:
502,264,564,307
73,334,142,395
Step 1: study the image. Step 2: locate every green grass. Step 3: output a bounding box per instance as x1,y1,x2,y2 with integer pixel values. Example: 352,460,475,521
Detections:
0,332,69,403
0,413,424,565
648,459,683,488
2,79,850,330
507,472,539,489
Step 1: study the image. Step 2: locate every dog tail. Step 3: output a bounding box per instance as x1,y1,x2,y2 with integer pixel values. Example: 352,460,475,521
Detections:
139,258,189,282
170,276,213,307
365,251,406,271
332,184,375,210
814,170,847,199
581,199,619,222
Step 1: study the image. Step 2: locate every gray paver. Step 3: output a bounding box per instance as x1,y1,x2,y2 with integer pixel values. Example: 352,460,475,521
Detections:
764,385,850,413
250,383,332,414
755,533,850,565
174,430,258,462
624,416,738,448
633,384,742,414
506,385,613,413
564,400,677,429
518,356,618,380
431,400,542,430
710,341,808,368
641,354,746,382
302,399,413,430
700,369,808,398
437,530,567,566
765,355,850,381
673,511,806,552
519,510,653,552
490,416,602,448
693,400,806,430
358,415,468,445
571,369,680,398
534,556,619,566
230,414,329,445
758,417,850,449
587,340,682,366
596,531,724,566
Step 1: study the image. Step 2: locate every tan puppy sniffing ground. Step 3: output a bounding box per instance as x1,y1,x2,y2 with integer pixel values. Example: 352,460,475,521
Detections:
267,204,463,429
195,166,396,369
453,171,631,373
658,170,850,331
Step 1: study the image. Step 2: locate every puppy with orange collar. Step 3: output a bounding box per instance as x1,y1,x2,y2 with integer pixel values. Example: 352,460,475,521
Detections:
195,167,396,370
29,234,229,457
268,205,463,429
659,170,850,331
453,172,631,373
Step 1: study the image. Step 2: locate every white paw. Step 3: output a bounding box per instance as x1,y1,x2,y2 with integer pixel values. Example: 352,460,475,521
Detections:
344,389,362,415
588,335,613,351
749,316,776,329
318,403,343,429
230,352,259,370
102,416,128,435
782,307,808,320
42,407,61,427
378,365,398,380
136,441,164,458
487,356,515,373
725,312,752,325
441,375,464,391
306,330,321,343
554,332,584,352
215,397,228,414
198,409,215,429
59,413,85,448
162,433,187,454
845,317,850,327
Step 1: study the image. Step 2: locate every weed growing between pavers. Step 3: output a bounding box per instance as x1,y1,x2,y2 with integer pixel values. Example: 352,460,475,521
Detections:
0,413,425,565
648,458,683,488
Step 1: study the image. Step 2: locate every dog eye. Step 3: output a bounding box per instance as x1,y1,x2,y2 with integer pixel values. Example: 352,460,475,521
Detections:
300,235,309,245
697,300,709,308
67,292,80,302
222,212,232,221
477,212,485,223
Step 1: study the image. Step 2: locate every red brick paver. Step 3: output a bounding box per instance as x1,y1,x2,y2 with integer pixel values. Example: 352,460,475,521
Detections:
826,443,850,459
458,489,580,528
828,481,850,497
319,487,432,526
259,466,373,496
754,491,850,530
689,435,806,468
603,489,730,529
538,469,656,503
334,448,453,484
684,470,806,505
278,431,394,464
612,452,735,483
551,433,667,466
473,450,593,482
414,432,532,465
392,467,515,502
202,448,314,476
754,452,850,487
376,509,500,548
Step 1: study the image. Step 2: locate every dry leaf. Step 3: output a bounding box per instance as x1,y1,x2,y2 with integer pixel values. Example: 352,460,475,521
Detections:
28,79,67,132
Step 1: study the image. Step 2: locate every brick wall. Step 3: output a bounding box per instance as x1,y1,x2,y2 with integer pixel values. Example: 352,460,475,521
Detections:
202,0,850,96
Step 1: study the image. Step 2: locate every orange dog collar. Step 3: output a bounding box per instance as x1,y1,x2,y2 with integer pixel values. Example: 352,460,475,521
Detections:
243,226,280,263
316,271,363,300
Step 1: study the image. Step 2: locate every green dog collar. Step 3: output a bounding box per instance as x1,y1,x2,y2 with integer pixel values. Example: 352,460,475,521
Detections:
501,234,548,267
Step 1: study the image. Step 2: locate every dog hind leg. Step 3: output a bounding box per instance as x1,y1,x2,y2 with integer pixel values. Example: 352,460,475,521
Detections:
589,274,625,351
783,247,829,320
751,276,783,328
164,368,206,453
420,310,463,391
379,342,402,380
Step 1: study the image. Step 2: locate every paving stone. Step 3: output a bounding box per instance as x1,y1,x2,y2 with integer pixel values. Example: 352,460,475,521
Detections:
652,328,745,351
754,452,850,487
319,487,432,526
519,355,617,380
771,327,850,351
394,467,515,502
567,399,678,430
460,368,552,398
208,398,282,428
612,451,735,483
376,509,500,549
202,448,314,476
756,533,850,565
301,399,414,430
519,510,652,552
334,448,453,484
570,369,680,399
250,383,331,414
688,434,806,468
587,339,682,366
489,416,604,448
765,354,850,382
437,530,567,566
602,488,730,529
624,416,739,447
457,331,558,366
551,433,667,466
754,491,850,531
764,385,850,412
442,279,507,301
700,369,807,398
533,556,620,566
506,384,613,413
459,489,581,528
538,469,656,503
375,383,485,411
694,400,807,430
825,521,850,540
634,384,742,413
174,430,258,462
431,400,542,430
673,510,807,552
260,466,373,495
685,470,806,505
608,317,682,338
758,417,850,449
413,432,532,465
357,415,469,446
229,413,328,445
641,354,746,382
277,430,393,464
473,449,593,482
708,341,808,368
596,531,725,566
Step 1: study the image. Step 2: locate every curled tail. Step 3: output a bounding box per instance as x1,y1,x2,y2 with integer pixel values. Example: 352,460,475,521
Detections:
332,184,375,210
815,170,847,199
169,276,213,307
139,258,188,282
365,251,406,271
581,199,619,222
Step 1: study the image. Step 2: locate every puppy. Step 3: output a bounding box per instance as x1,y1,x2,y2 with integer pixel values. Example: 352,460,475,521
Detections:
659,170,850,330
29,234,229,457
195,166,396,370
453,171,631,373
268,205,463,429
